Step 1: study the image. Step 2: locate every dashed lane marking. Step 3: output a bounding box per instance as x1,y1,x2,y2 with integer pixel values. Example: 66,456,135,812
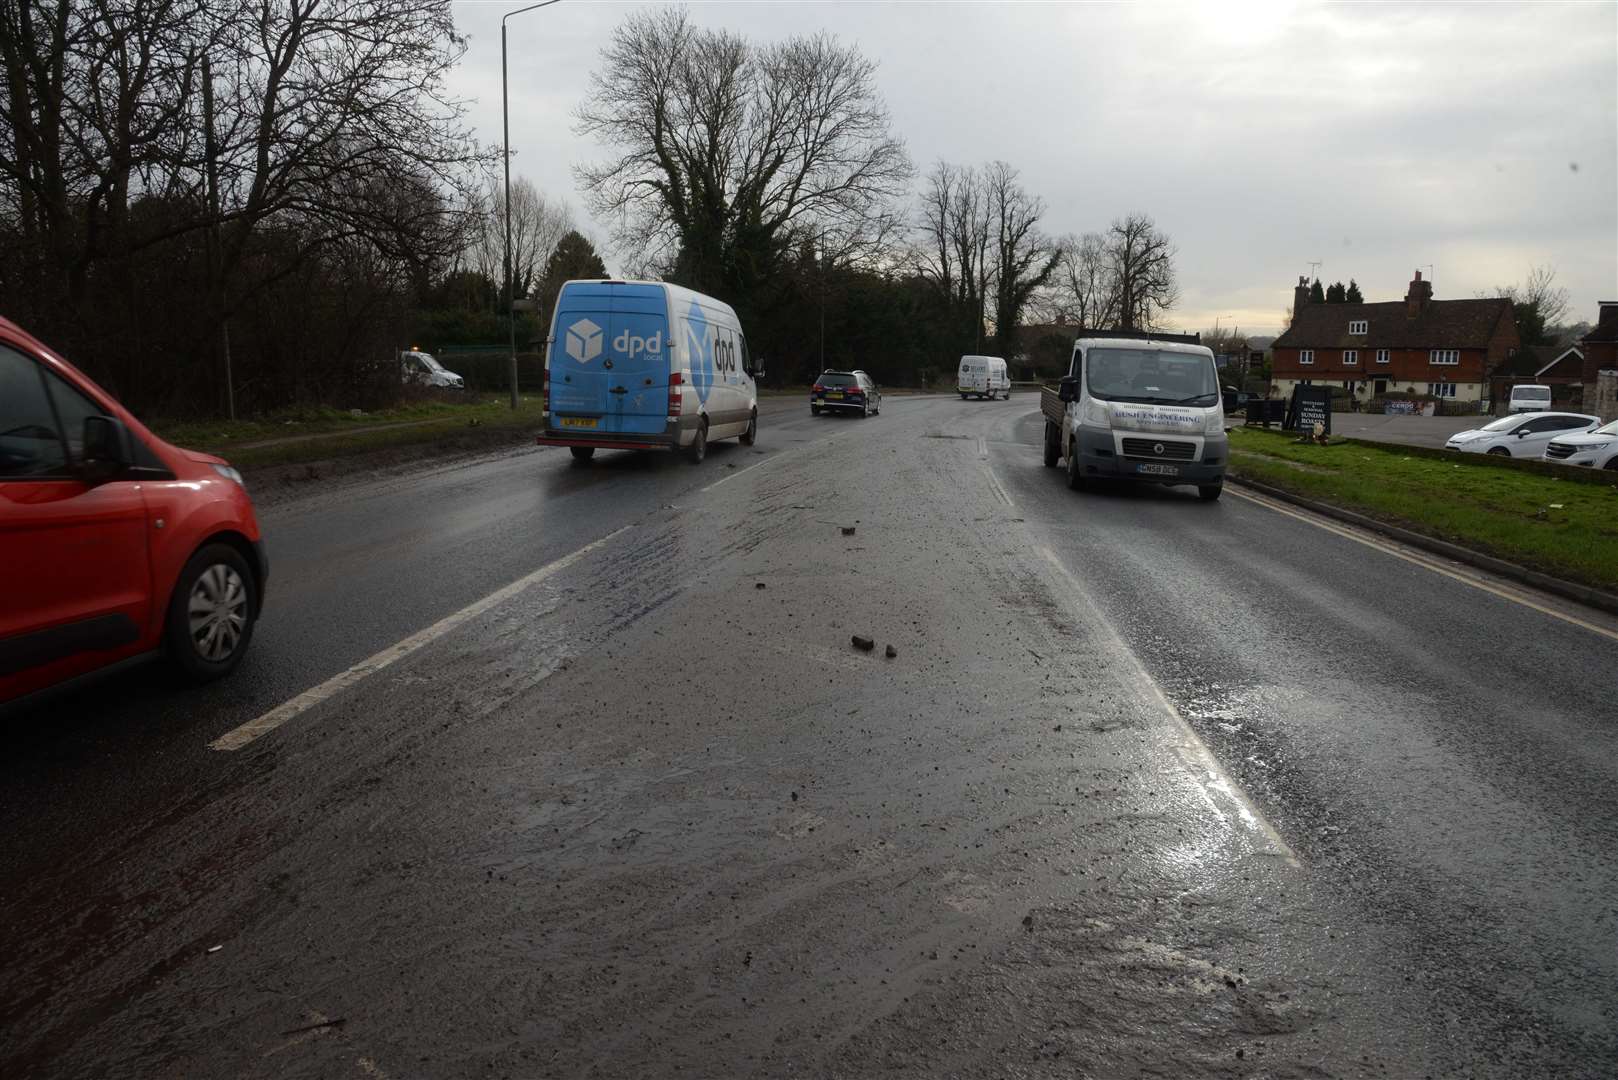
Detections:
699,446,797,493
210,526,632,751
983,464,1014,507
1225,486,1618,644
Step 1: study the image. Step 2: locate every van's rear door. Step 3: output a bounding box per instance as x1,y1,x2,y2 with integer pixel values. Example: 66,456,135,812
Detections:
548,283,670,436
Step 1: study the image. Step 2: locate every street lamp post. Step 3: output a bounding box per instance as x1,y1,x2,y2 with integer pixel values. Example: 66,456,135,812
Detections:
502,0,563,410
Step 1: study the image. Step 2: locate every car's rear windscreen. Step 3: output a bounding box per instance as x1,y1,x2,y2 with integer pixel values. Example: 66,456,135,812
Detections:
818,373,856,387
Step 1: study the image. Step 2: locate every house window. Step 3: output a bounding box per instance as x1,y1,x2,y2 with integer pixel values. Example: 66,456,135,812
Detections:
1349,320,1368,335
1299,349,1314,365
1429,349,1459,366
1428,382,1456,398
1376,349,1390,364
1343,349,1358,366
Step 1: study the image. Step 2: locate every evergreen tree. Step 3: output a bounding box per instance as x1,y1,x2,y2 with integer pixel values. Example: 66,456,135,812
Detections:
536,232,609,331
1309,278,1325,304
1325,281,1347,303
1345,279,1363,303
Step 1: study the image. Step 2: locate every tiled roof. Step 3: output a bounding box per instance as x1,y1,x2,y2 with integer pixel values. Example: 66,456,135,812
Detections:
1274,297,1512,350
1496,344,1582,377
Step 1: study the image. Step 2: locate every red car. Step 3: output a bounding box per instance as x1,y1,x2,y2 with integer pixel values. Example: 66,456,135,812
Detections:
0,317,267,709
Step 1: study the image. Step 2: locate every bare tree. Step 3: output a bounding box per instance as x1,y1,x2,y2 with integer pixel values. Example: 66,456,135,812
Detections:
1,1,485,395
471,175,572,303
1490,264,1571,345
914,160,990,351
574,7,911,297
1104,213,1178,330
982,162,1058,356
1049,231,1117,329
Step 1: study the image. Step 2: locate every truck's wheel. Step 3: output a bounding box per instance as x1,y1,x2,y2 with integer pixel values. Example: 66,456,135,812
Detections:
569,446,595,462
1198,482,1223,502
740,410,757,445
1042,422,1059,468
688,419,708,463
1066,437,1088,491
960,393,968,401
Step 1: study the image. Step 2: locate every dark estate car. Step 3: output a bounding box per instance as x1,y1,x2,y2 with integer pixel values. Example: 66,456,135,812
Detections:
810,370,882,417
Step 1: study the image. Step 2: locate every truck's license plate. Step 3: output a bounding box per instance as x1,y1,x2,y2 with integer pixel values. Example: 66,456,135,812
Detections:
559,416,598,429
1136,463,1179,476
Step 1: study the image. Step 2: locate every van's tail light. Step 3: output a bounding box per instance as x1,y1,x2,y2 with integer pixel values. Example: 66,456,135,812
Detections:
669,371,683,416
542,367,550,410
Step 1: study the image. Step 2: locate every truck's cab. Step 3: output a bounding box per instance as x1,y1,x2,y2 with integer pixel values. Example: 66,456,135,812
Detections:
1042,331,1227,501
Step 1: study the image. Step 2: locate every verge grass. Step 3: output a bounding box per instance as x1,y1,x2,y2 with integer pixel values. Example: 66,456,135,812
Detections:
1227,426,1618,592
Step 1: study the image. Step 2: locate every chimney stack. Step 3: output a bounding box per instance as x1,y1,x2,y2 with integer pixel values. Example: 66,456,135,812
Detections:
1405,269,1433,319
1294,275,1311,313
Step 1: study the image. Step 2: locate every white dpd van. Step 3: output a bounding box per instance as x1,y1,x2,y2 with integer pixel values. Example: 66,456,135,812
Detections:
958,355,1010,400
537,280,763,463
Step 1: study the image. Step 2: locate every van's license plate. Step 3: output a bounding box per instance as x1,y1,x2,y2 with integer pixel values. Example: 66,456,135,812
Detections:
1136,463,1179,476
559,417,598,429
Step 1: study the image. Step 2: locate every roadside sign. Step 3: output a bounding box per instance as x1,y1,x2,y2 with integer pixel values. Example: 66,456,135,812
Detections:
1284,385,1332,435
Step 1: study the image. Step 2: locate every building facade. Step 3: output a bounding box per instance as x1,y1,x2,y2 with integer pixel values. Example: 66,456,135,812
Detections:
1270,271,1518,406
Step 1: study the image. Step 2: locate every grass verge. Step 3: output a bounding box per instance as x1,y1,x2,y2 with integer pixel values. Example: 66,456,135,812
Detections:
1227,426,1618,592
152,396,545,471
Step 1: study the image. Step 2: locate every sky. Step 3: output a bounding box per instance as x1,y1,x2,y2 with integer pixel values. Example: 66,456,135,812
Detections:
446,0,1617,337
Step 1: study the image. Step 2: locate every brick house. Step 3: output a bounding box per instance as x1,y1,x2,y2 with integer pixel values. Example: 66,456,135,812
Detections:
1270,271,1518,406
1579,301,1618,384
1488,343,1585,408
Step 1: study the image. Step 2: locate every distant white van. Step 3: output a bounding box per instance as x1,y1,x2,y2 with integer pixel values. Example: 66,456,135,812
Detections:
538,279,762,463
958,355,1010,400
1507,384,1552,413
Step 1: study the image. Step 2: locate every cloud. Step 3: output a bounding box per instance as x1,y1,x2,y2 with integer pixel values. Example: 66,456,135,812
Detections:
447,0,1616,333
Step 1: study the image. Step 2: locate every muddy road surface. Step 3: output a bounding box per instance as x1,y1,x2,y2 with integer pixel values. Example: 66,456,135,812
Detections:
4,393,1616,1078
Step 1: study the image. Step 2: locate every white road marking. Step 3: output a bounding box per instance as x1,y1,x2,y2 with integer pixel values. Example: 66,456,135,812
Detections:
210,526,632,751
699,446,799,493
982,465,1014,508
1039,546,1300,867
1226,486,1618,644
976,435,988,459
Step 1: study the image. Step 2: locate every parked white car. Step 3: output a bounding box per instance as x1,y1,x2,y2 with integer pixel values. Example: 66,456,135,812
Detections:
1543,417,1618,470
1444,411,1599,457
401,349,465,390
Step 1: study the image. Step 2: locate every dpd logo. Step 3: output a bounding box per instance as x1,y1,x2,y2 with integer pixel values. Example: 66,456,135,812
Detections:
613,328,664,359
564,318,603,364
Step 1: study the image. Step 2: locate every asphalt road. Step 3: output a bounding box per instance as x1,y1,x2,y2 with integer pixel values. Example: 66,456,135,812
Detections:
3,393,1616,1078
1323,411,1496,448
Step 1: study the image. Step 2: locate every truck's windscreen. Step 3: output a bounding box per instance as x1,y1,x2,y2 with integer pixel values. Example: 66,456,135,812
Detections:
1085,348,1218,406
